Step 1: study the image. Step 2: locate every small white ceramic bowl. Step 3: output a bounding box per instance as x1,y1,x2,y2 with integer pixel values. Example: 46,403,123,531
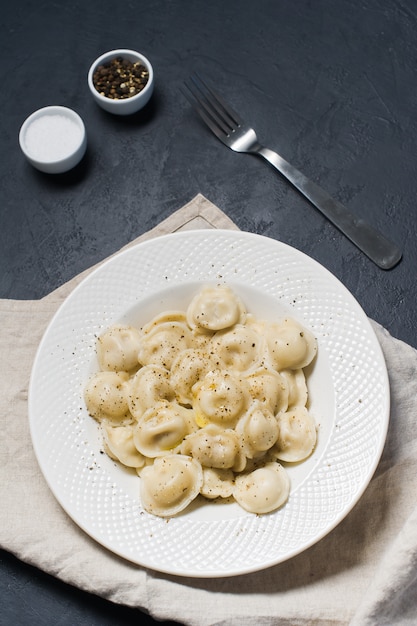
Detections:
88,49,154,115
19,106,87,174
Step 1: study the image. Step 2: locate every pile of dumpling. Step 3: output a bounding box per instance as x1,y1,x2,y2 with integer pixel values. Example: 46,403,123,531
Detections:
84,285,318,517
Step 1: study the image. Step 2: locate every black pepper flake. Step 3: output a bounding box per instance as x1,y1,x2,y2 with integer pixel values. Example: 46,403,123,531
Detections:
93,57,149,100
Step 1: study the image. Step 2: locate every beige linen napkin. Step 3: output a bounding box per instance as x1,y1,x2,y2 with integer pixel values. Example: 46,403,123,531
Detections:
1,194,416,626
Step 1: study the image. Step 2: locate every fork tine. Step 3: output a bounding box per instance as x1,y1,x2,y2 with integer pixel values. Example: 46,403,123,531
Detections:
192,73,243,127
183,73,243,138
181,82,228,142
183,77,231,137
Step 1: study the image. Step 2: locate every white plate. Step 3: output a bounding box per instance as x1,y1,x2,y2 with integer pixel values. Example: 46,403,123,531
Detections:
29,230,389,578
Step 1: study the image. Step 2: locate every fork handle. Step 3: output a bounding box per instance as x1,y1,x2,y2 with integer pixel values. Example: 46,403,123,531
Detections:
256,147,402,269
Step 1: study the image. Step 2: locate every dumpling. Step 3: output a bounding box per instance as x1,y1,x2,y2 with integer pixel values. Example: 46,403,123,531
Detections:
137,321,191,369
186,285,246,331
133,400,197,457
102,423,146,469
140,454,203,517
190,327,214,350
200,467,235,499
192,369,249,428
245,367,289,415
233,462,290,514
84,371,130,423
96,324,142,372
135,456,155,477
281,369,308,408
170,348,214,405
243,313,267,335
265,318,317,370
141,310,188,334
236,401,279,459
126,364,175,419
208,324,263,372
274,406,317,462
181,423,246,471
84,283,321,519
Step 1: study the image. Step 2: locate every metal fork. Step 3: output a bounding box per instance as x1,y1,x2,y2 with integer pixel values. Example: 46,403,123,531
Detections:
183,74,402,270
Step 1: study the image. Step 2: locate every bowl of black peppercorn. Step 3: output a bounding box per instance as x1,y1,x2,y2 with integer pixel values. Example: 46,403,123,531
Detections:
88,49,154,115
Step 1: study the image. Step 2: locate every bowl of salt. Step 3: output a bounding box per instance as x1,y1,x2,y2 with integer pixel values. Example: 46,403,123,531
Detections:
19,106,87,174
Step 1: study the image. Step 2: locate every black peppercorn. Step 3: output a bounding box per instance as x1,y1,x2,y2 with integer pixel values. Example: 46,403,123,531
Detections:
92,57,149,100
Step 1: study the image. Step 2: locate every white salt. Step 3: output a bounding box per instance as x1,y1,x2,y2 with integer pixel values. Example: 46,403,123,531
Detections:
24,114,83,162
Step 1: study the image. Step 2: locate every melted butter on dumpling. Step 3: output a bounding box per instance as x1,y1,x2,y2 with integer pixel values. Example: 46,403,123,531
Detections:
140,454,203,517
97,324,142,372
186,285,246,331
84,371,130,424
274,406,317,462
233,461,290,514
192,369,249,428
134,400,197,457
265,318,317,371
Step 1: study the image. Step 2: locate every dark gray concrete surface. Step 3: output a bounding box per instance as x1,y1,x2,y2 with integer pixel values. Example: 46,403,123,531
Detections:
1,0,416,624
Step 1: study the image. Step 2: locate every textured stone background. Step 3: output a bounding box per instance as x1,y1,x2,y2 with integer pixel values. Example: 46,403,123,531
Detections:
1,1,416,624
